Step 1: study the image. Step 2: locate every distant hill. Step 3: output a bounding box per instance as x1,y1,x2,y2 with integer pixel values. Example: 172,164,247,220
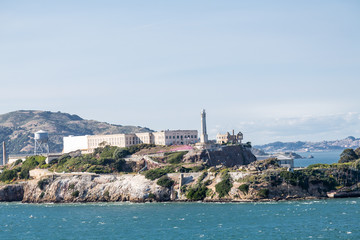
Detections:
0,110,152,155
255,136,360,153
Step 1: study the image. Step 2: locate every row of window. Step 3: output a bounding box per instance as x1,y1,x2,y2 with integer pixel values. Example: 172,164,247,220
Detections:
165,135,197,139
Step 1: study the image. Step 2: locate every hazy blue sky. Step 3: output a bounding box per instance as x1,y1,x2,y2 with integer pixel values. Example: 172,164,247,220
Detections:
1,1,360,144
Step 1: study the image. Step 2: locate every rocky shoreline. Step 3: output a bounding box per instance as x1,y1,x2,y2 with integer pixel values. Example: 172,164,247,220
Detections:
1,171,356,204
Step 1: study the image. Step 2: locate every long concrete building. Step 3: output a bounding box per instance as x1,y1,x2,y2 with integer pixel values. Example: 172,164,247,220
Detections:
63,130,198,153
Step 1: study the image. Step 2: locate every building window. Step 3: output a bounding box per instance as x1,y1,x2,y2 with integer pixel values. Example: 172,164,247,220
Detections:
177,136,179,139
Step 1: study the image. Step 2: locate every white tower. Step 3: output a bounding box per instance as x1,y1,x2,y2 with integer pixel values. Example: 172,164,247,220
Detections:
34,130,49,155
200,109,208,143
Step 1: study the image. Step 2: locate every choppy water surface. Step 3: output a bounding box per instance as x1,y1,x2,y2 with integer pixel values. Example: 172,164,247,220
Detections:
1,199,359,239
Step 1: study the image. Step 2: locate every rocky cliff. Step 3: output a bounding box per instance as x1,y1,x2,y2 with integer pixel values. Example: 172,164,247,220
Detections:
22,174,170,203
0,184,24,201
184,145,257,167
0,168,344,203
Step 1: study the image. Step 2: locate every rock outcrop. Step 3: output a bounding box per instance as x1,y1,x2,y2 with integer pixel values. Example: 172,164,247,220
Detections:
0,184,24,201
22,174,170,203
184,145,256,167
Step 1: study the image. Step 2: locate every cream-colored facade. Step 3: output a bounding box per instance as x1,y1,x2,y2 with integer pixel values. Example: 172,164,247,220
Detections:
63,130,198,153
216,130,243,144
154,130,198,145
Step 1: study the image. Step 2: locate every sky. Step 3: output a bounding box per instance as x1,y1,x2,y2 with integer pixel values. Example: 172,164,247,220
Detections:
0,0,360,145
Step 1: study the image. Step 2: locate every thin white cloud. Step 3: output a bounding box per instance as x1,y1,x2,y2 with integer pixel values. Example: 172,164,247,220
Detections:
211,113,360,145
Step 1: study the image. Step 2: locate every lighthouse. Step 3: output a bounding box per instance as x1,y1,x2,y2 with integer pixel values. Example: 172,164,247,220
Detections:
200,109,208,144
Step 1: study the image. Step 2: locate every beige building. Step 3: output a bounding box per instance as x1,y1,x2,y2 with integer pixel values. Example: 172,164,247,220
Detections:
154,130,198,145
216,130,243,144
63,130,198,153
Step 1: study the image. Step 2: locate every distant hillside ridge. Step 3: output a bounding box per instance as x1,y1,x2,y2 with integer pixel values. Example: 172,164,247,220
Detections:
0,110,152,155
255,136,360,152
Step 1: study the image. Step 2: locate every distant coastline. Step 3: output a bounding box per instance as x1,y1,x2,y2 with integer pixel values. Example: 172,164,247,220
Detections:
254,136,360,153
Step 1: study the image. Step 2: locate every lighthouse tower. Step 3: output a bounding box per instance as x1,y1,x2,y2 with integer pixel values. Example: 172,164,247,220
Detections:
200,109,208,144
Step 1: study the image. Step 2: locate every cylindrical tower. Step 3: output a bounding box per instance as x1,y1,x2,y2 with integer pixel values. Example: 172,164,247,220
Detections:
200,109,208,143
34,130,49,155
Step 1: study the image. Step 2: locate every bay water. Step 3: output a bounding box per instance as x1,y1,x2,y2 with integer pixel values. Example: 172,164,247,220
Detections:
1,199,359,239
294,150,343,168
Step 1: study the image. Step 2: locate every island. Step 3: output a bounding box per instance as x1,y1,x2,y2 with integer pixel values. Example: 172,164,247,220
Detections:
1,144,360,203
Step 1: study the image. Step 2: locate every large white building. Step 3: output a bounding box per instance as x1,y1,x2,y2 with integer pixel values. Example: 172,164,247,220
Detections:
63,130,198,153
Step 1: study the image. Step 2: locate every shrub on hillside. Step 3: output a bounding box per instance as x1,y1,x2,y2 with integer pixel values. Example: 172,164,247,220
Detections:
156,176,174,188
307,164,330,169
186,185,208,201
238,184,249,194
14,159,22,166
197,172,208,183
37,178,49,190
339,149,359,163
72,190,80,197
87,165,111,174
165,151,188,164
22,156,46,170
258,188,269,198
0,169,17,182
144,167,175,180
19,167,30,179
215,170,233,198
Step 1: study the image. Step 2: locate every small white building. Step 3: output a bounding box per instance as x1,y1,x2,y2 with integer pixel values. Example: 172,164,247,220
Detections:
276,154,294,170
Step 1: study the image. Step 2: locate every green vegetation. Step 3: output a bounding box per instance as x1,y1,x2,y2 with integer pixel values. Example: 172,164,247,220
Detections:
37,178,49,190
197,172,208,183
178,165,206,173
215,170,233,198
307,163,331,169
144,166,175,180
186,185,208,200
258,188,269,198
244,142,252,148
148,193,156,199
103,190,110,198
39,192,45,199
156,176,174,188
280,170,310,190
238,184,249,194
51,152,125,174
48,144,155,174
69,183,75,190
14,159,22,166
164,151,188,164
0,155,47,182
339,148,360,163
0,144,154,182
72,190,80,197
0,169,17,182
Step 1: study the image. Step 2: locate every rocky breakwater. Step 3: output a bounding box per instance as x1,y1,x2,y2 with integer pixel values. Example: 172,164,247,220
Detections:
22,173,171,203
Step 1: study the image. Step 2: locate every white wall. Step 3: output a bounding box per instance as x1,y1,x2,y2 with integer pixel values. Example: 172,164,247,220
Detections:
63,136,89,153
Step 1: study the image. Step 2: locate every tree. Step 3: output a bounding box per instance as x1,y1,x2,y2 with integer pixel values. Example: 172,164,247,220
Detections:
113,148,129,160
339,149,358,163
354,147,360,158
